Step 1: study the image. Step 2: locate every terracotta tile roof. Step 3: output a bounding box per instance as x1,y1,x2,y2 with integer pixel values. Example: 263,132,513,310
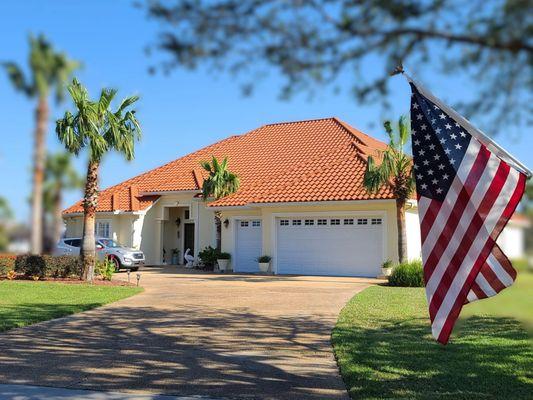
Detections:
64,117,396,214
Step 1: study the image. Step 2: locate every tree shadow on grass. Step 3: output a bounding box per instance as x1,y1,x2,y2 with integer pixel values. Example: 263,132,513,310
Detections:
333,315,532,399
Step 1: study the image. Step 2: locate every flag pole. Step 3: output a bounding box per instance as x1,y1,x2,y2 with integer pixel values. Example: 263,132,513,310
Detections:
392,65,532,179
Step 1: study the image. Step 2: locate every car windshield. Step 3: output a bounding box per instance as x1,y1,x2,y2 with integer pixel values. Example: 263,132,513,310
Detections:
98,239,122,248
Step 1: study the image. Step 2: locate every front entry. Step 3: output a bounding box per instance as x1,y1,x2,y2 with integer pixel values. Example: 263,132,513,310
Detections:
183,223,195,262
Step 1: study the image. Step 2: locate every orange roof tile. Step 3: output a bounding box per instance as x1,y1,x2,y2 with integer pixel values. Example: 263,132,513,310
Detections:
64,117,396,214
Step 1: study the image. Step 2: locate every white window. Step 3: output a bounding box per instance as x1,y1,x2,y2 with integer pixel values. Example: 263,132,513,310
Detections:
304,219,314,226
357,218,368,225
371,218,382,225
343,218,354,225
330,219,340,225
240,221,249,227
252,220,261,227
280,219,289,226
292,219,302,226
95,220,111,238
317,219,327,226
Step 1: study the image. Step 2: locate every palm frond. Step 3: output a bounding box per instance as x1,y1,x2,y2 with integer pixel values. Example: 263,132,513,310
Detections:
2,62,32,96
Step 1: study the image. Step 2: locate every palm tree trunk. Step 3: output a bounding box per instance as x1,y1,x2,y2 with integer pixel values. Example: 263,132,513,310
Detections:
396,198,407,263
30,96,48,254
81,160,99,282
53,184,63,251
214,211,222,251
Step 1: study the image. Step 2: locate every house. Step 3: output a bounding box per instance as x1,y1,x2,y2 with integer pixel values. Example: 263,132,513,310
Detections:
62,117,526,277
497,214,530,260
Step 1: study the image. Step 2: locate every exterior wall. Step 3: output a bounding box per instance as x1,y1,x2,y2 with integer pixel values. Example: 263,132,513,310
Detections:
405,207,422,261
63,214,136,246
63,193,216,266
64,216,83,237
498,223,526,260
220,200,400,272
138,193,215,264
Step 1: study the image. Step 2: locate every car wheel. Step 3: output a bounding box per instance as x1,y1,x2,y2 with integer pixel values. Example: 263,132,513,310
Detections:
108,255,121,272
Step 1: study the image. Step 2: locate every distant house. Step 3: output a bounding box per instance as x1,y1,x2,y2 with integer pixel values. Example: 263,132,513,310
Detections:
62,117,527,276
497,214,530,260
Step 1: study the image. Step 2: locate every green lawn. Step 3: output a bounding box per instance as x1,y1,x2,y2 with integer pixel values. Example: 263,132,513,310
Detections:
332,263,533,399
0,281,142,332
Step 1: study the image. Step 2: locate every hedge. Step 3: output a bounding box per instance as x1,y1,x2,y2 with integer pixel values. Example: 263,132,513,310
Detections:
0,254,16,277
388,259,425,287
13,255,82,279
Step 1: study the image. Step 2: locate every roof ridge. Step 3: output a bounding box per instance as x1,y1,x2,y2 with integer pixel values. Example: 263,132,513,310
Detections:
333,118,389,151
262,116,337,128
96,134,243,196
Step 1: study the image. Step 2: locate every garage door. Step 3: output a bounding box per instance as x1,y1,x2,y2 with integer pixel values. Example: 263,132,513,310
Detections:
276,216,384,277
234,219,262,273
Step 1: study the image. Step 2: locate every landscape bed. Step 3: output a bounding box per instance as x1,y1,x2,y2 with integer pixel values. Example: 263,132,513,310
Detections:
332,261,532,399
0,281,142,332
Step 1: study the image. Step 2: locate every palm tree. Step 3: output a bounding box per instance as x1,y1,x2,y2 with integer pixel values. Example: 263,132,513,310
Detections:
0,197,13,252
56,79,141,281
200,156,240,251
43,152,84,253
3,34,79,254
364,116,415,263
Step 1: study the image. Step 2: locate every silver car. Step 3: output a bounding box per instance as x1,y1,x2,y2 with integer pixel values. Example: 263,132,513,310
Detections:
55,237,145,271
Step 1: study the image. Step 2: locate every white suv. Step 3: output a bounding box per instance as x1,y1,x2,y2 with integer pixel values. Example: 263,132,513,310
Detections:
55,237,145,271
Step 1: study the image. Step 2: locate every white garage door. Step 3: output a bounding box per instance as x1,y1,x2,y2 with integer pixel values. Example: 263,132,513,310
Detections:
276,216,384,277
234,219,262,273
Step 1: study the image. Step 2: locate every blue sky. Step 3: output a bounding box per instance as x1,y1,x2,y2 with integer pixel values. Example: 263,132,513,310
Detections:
1,0,531,221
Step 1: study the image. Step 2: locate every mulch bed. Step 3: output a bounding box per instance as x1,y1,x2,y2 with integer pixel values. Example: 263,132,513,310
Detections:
0,276,137,286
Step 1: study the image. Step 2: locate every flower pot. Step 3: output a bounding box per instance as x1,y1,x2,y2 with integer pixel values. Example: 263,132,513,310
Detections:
258,262,270,273
217,259,230,272
381,267,392,277
171,254,180,265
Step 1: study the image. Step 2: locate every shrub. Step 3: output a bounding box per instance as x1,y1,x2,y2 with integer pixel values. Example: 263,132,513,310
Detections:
198,246,220,269
0,254,16,277
381,259,393,269
388,260,424,287
257,255,271,263
217,252,231,260
14,255,82,279
96,259,115,281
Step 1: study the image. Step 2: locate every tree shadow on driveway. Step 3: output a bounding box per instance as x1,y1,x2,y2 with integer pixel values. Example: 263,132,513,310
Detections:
0,303,348,400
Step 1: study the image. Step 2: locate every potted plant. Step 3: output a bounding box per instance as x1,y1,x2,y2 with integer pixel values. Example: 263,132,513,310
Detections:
381,259,394,276
217,252,231,272
257,255,272,273
171,248,180,265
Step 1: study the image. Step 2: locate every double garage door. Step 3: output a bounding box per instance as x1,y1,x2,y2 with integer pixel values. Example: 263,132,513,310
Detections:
234,216,385,277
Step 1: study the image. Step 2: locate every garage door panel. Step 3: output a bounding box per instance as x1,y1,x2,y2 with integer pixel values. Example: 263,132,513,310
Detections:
276,217,384,277
235,219,262,273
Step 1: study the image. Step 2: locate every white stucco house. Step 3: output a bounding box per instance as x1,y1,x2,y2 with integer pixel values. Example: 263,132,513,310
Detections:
63,117,527,277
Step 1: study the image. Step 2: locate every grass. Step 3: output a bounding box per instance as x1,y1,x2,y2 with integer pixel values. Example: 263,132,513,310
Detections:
0,281,142,332
332,261,533,399
461,259,533,332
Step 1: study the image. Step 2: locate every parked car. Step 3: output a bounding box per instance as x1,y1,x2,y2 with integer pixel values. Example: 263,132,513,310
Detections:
54,237,145,271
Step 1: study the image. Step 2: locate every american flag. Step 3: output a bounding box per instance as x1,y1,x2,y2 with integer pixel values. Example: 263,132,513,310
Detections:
409,81,528,344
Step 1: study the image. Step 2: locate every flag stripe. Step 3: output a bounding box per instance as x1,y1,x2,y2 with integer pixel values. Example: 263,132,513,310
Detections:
429,160,512,328
424,146,499,299
432,167,522,342
430,161,513,314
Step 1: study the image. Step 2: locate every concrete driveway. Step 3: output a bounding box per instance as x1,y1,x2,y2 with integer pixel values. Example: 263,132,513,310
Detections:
0,267,377,399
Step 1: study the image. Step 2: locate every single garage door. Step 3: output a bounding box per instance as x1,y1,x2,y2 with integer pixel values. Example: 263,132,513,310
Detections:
234,219,262,273
276,216,384,277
